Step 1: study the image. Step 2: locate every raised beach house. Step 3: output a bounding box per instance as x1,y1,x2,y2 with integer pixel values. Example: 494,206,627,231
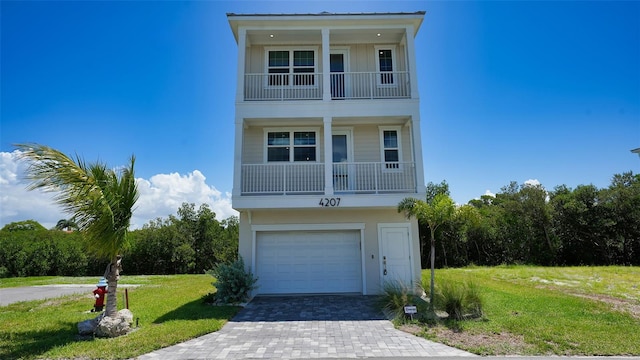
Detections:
228,11,426,295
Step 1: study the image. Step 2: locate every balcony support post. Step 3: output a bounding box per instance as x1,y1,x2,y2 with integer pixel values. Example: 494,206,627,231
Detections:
409,114,426,194
321,28,331,102
232,116,244,197
236,28,247,102
405,25,419,99
323,116,334,195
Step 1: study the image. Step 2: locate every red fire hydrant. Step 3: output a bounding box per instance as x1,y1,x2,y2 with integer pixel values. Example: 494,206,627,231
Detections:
92,278,108,312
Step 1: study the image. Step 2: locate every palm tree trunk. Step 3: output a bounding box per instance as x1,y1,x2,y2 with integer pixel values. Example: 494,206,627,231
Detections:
430,229,436,310
103,255,122,317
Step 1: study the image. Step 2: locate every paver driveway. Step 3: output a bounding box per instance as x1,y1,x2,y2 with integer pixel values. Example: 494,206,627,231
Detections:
136,295,476,359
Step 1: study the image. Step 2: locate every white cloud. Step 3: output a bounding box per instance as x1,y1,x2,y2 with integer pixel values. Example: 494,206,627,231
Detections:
0,151,237,230
483,189,496,198
133,171,236,229
524,179,541,187
0,150,60,229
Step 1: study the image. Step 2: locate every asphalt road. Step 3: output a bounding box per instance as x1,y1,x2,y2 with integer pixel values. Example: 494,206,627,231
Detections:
0,285,96,306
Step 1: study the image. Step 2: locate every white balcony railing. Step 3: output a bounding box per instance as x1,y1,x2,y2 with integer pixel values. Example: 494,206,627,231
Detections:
330,71,410,100
241,162,416,195
241,163,325,194
243,71,410,101
244,73,323,101
332,162,416,193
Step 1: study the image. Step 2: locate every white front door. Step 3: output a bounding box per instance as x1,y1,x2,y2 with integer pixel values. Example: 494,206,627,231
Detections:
379,224,413,287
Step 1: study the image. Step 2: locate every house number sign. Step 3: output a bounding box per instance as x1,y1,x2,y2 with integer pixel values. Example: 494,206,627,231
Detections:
318,197,341,207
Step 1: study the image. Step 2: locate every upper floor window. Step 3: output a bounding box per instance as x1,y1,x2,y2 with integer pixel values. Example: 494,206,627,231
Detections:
266,48,317,86
380,127,402,169
266,130,317,162
375,46,396,85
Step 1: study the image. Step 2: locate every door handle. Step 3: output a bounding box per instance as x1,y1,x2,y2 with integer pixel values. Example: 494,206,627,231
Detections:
383,256,387,276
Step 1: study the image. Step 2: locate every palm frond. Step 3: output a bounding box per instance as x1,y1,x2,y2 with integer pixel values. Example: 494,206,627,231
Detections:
16,143,138,259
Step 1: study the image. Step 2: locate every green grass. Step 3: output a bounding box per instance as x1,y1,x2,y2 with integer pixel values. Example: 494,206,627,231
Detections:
419,266,640,356
0,275,238,359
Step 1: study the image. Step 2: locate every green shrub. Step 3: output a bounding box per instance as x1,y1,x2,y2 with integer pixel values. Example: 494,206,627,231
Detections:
207,257,257,304
432,278,484,320
377,280,430,322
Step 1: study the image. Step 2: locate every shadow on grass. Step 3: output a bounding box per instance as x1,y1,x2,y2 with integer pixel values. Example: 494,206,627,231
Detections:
0,322,82,360
153,298,239,324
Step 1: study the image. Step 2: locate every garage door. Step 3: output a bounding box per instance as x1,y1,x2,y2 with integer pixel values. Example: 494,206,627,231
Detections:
256,230,362,294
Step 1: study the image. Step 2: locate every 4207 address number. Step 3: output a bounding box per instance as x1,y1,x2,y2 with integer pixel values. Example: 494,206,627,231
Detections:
318,197,341,207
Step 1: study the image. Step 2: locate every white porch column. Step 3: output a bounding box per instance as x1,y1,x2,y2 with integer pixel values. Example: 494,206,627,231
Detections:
323,116,334,195
235,28,247,102
232,116,244,197
322,28,331,101
405,25,420,100
410,113,426,194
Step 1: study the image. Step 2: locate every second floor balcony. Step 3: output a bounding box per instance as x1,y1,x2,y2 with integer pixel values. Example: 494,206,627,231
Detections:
244,71,411,101
241,161,417,195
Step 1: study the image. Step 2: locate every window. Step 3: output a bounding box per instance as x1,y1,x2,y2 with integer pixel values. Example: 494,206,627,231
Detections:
375,46,396,85
267,49,317,86
380,127,402,169
268,51,289,86
266,130,317,162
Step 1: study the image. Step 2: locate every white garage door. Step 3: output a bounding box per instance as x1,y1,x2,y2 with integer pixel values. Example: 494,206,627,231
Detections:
256,230,362,294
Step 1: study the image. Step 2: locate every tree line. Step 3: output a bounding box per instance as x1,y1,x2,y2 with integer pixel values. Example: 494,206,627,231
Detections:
2,172,638,278
0,203,238,278
418,171,640,268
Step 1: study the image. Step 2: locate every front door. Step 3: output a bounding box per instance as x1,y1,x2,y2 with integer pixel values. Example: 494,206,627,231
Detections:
330,52,345,99
379,225,413,287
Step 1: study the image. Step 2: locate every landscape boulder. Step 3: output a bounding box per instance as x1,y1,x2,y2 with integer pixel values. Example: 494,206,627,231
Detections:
78,309,134,337
77,313,103,335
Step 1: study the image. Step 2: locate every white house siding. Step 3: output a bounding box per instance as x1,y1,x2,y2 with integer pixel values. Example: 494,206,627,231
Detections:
238,208,420,295
241,126,263,164
244,42,406,75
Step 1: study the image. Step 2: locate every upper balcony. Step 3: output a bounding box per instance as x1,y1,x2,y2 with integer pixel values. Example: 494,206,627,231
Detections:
244,71,410,101
228,12,424,103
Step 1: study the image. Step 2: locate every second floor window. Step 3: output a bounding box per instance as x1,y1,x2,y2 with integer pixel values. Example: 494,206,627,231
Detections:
267,131,317,162
267,49,316,86
380,128,402,169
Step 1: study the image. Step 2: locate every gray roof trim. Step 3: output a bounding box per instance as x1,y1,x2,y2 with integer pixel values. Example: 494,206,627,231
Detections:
227,11,426,17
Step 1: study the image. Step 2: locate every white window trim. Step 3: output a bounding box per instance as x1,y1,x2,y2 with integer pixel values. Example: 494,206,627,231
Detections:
264,127,320,163
264,47,319,89
374,45,397,87
379,126,403,171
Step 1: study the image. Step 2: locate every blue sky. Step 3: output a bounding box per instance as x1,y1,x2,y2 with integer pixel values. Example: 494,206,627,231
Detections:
1,0,639,229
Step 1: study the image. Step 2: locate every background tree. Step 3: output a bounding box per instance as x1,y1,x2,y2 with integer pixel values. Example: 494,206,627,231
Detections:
55,219,78,232
17,144,138,318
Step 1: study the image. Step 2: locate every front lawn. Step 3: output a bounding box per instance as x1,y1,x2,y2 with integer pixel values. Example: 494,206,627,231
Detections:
416,266,640,355
0,274,238,359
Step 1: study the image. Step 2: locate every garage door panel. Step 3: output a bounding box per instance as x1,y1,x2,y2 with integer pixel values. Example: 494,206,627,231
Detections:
256,230,362,294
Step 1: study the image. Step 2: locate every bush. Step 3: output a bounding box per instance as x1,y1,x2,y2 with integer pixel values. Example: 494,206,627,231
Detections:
377,280,430,322
432,278,484,320
207,257,257,304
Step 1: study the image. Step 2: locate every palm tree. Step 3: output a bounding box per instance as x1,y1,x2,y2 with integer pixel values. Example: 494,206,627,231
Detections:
398,193,455,309
17,143,138,318
55,218,78,232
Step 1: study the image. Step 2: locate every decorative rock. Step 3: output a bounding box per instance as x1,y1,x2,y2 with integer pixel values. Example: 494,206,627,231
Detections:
77,313,103,335
94,309,134,338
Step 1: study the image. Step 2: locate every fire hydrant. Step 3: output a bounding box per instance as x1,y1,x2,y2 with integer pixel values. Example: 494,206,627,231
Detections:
91,278,108,312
